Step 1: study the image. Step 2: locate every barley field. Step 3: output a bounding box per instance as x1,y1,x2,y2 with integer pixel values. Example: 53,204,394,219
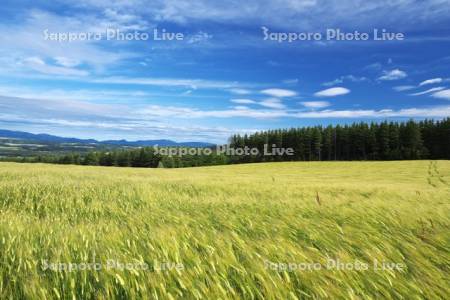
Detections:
0,161,449,299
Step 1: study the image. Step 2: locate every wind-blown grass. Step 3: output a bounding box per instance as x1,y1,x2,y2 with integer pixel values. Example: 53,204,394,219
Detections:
0,161,449,299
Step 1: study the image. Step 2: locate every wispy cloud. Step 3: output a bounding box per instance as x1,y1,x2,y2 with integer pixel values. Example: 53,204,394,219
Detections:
102,8,149,31
21,56,89,77
259,98,285,109
378,69,407,81
4,94,449,124
314,87,350,97
419,78,443,86
229,88,253,95
230,99,256,104
409,87,445,96
232,97,288,109
260,88,297,97
0,85,218,103
282,78,299,85
393,85,416,92
300,101,331,109
187,31,213,44
323,75,368,87
54,56,81,68
294,106,450,118
92,76,245,90
431,89,450,100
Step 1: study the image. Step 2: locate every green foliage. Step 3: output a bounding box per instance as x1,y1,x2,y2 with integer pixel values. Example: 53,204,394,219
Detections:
230,118,450,163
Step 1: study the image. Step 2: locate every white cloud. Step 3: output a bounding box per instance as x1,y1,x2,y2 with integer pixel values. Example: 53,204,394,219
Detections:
0,85,150,102
294,106,450,118
187,31,213,44
21,56,89,77
410,87,445,96
233,105,250,110
54,57,81,68
23,57,46,65
393,85,416,92
419,78,443,86
137,103,450,120
282,78,299,84
230,99,256,104
323,75,367,87
431,89,450,100
102,8,149,31
314,87,350,97
322,78,343,86
378,69,407,81
93,76,243,90
261,88,297,97
365,62,383,71
138,104,287,119
259,98,285,109
229,88,252,95
300,101,331,108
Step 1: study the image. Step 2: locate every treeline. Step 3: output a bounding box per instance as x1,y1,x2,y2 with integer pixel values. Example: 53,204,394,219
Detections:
6,119,449,168
13,147,229,168
229,119,450,162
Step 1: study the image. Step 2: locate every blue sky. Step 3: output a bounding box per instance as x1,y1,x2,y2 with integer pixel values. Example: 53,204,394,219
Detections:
0,0,449,143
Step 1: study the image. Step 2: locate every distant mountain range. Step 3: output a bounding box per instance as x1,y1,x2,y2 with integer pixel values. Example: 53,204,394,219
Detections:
0,129,215,148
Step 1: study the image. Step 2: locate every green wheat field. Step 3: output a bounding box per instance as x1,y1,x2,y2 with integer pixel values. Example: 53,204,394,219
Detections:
0,161,449,299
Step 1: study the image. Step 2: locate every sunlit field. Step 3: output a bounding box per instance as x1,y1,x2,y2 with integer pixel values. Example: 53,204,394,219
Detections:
0,161,449,299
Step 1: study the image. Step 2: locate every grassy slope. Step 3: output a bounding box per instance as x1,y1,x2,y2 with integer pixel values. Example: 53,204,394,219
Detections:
0,161,449,299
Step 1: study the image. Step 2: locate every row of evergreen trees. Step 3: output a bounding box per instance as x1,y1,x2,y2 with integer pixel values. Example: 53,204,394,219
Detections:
12,119,449,167
229,119,450,162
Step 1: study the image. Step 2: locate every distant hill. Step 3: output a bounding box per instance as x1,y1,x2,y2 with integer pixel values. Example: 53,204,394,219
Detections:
0,129,215,148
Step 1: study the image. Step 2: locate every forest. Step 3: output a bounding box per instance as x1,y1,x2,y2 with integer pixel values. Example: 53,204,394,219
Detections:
229,118,450,162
